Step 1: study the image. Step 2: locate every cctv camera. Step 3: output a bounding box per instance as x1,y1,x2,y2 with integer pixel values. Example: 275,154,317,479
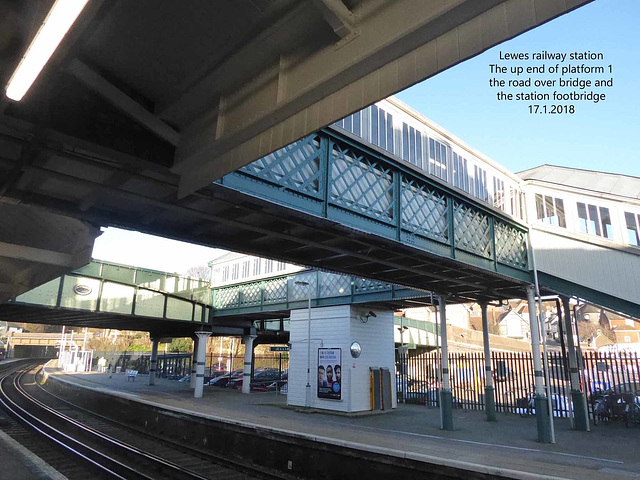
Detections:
368,311,377,318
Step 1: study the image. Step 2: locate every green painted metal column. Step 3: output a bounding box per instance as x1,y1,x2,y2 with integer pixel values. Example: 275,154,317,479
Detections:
190,335,199,389
562,296,589,431
148,338,159,386
194,331,211,398
242,334,257,394
480,303,497,422
526,285,552,443
438,295,454,431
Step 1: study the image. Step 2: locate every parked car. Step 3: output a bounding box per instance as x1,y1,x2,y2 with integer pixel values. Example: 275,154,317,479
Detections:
206,369,243,387
228,378,243,390
253,367,281,381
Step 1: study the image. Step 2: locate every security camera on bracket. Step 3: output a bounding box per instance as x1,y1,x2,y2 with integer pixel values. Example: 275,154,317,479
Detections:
359,311,377,323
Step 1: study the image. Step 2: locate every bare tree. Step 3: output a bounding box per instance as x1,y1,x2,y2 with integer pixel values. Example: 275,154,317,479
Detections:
186,265,211,281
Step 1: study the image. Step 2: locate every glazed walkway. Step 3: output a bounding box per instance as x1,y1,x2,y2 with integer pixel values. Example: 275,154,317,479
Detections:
47,368,640,479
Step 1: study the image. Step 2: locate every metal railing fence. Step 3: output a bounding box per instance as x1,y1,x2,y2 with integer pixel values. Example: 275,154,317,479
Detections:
397,350,640,418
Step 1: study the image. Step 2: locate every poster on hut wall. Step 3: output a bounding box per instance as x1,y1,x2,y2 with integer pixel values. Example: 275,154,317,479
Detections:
317,348,341,400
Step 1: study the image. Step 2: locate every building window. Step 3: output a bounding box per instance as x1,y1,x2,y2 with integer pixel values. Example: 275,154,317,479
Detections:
401,123,424,168
231,263,239,281
241,260,250,278
473,165,488,201
265,259,273,274
452,153,470,192
624,336,631,343
221,266,229,282
370,105,394,153
509,187,519,217
493,177,505,211
535,194,566,227
428,138,448,181
625,211,640,246
252,258,261,276
334,111,361,137
625,319,635,327
577,203,613,239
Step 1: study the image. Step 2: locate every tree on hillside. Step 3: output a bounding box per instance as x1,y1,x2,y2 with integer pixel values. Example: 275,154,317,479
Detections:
166,337,193,353
186,265,211,281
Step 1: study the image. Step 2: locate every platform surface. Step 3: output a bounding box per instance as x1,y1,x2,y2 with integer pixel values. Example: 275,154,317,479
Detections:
47,369,640,479
0,427,68,480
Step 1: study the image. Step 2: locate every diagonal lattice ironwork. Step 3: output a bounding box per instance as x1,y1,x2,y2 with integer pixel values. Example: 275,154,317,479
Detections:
330,142,394,223
401,178,448,243
213,286,239,309
319,272,351,297
239,282,261,306
289,272,317,301
495,221,528,269
240,135,323,197
263,278,287,304
354,277,390,293
453,201,491,258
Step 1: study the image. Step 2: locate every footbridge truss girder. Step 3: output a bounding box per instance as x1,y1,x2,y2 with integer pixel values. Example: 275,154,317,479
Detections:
0,272,215,338
217,128,532,302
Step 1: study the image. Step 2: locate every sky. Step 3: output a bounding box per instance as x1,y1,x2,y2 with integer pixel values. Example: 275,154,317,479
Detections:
92,228,225,275
396,0,639,177
93,0,638,272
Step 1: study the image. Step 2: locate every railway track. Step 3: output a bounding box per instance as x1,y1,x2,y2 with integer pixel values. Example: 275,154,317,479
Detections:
0,363,292,480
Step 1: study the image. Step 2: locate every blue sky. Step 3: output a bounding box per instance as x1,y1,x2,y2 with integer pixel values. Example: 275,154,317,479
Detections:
396,0,639,177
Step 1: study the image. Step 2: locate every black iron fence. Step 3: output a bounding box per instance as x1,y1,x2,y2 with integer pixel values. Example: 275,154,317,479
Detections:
397,350,640,418
119,352,290,382
205,353,289,380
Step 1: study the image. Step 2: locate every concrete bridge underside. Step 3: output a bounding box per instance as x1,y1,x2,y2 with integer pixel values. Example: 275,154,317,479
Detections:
0,0,592,301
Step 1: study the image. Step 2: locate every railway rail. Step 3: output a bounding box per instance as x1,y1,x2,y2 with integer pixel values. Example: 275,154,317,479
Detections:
0,363,288,480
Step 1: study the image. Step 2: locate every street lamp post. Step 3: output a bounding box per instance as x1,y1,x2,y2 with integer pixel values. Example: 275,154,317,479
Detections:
295,280,312,408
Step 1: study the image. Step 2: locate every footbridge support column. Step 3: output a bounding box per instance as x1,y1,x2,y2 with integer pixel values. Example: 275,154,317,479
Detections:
438,295,454,431
190,335,199,389
242,334,256,394
561,296,589,431
194,331,211,399
480,303,496,422
526,285,552,443
148,338,159,386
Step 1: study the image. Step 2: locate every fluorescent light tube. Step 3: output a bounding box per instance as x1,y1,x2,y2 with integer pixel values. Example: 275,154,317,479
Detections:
5,0,89,101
